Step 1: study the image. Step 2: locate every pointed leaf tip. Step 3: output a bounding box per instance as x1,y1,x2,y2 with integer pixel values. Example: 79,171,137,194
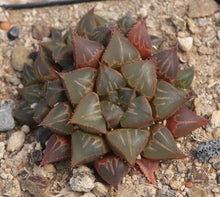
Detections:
41,134,71,165
95,155,129,190
101,27,140,69
128,19,152,59
166,105,210,138
136,158,159,184
107,129,150,166
142,125,186,160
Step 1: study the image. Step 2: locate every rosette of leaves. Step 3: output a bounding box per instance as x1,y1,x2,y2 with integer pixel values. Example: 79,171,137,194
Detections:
13,8,209,189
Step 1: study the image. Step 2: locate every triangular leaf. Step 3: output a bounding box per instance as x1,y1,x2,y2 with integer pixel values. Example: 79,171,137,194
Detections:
96,63,126,96
94,14,108,26
152,46,179,84
121,60,157,100
13,102,35,126
40,102,74,135
166,105,210,138
101,100,124,129
90,24,113,47
71,129,109,167
101,27,140,69
151,36,165,55
34,49,60,81
95,155,129,190
120,96,153,128
76,7,96,36
70,92,107,134
118,88,136,111
44,79,66,107
107,91,119,105
142,125,186,159
151,80,186,120
136,158,159,184
174,67,194,90
22,63,38,86
40,40,62,58
59,67,97,105
41,134,71,165
73,33,104,69
33,98,51,124
51,28,63,42
52,45,74,68
19,84,43,104
128,20,152,59
107,129,150,166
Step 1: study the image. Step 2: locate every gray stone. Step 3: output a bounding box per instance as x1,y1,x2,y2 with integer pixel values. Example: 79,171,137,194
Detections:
188,0,218,18
70,166,95,192
11,46,33,71
198,45,208,55
0,99,15,132
7,131,25,152
195,138,220,163
2,179,21,196
218,30,220,40
170,180,182,190
0,141,5,159
93,182,109,197
187,186,207,197
196,19,210,27
32,21,51,40
177,37,193,52
172,15,186,31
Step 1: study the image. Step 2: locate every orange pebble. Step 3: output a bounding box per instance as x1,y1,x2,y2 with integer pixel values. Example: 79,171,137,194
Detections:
0,21,11,31
185,181,194,188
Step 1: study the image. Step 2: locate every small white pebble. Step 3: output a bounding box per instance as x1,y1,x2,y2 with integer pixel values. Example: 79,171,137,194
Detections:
21,125,30,133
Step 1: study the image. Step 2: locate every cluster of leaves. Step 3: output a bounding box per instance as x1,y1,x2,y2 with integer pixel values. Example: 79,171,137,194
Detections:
13,8,209,189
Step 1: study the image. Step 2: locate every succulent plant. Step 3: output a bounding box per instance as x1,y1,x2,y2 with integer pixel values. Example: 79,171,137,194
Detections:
13,8,209,189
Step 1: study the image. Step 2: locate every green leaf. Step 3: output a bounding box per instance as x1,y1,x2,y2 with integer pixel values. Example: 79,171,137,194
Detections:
40,102,74,135
94,14,108,26
174,67,194,89
96,63,126,96
51,28,63,42
142,125,186,159
70,92,107,134
40,40,64,58
107,91,119,105
152,46,179,84
117,14,135,34
101,27,140,69
118,88,136,111
19,84,43,104
22,63,38,86
33,98,51,124
71,129,109,167
127,19,152,59
52,45,74,68
34,49,60,82
151,80,186,120
121,60,157,100
106,129,150,166
73,33,104,69
101,100,124,129
120,96,153,128
13,102,35,126
41,134,71,165
95,155,129,190
59,67,97,105
90,25,113,47
44,79,66,107
76,7,96,36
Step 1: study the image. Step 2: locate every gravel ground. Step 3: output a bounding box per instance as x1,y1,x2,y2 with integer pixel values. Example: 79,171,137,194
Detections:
0,0,219,196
